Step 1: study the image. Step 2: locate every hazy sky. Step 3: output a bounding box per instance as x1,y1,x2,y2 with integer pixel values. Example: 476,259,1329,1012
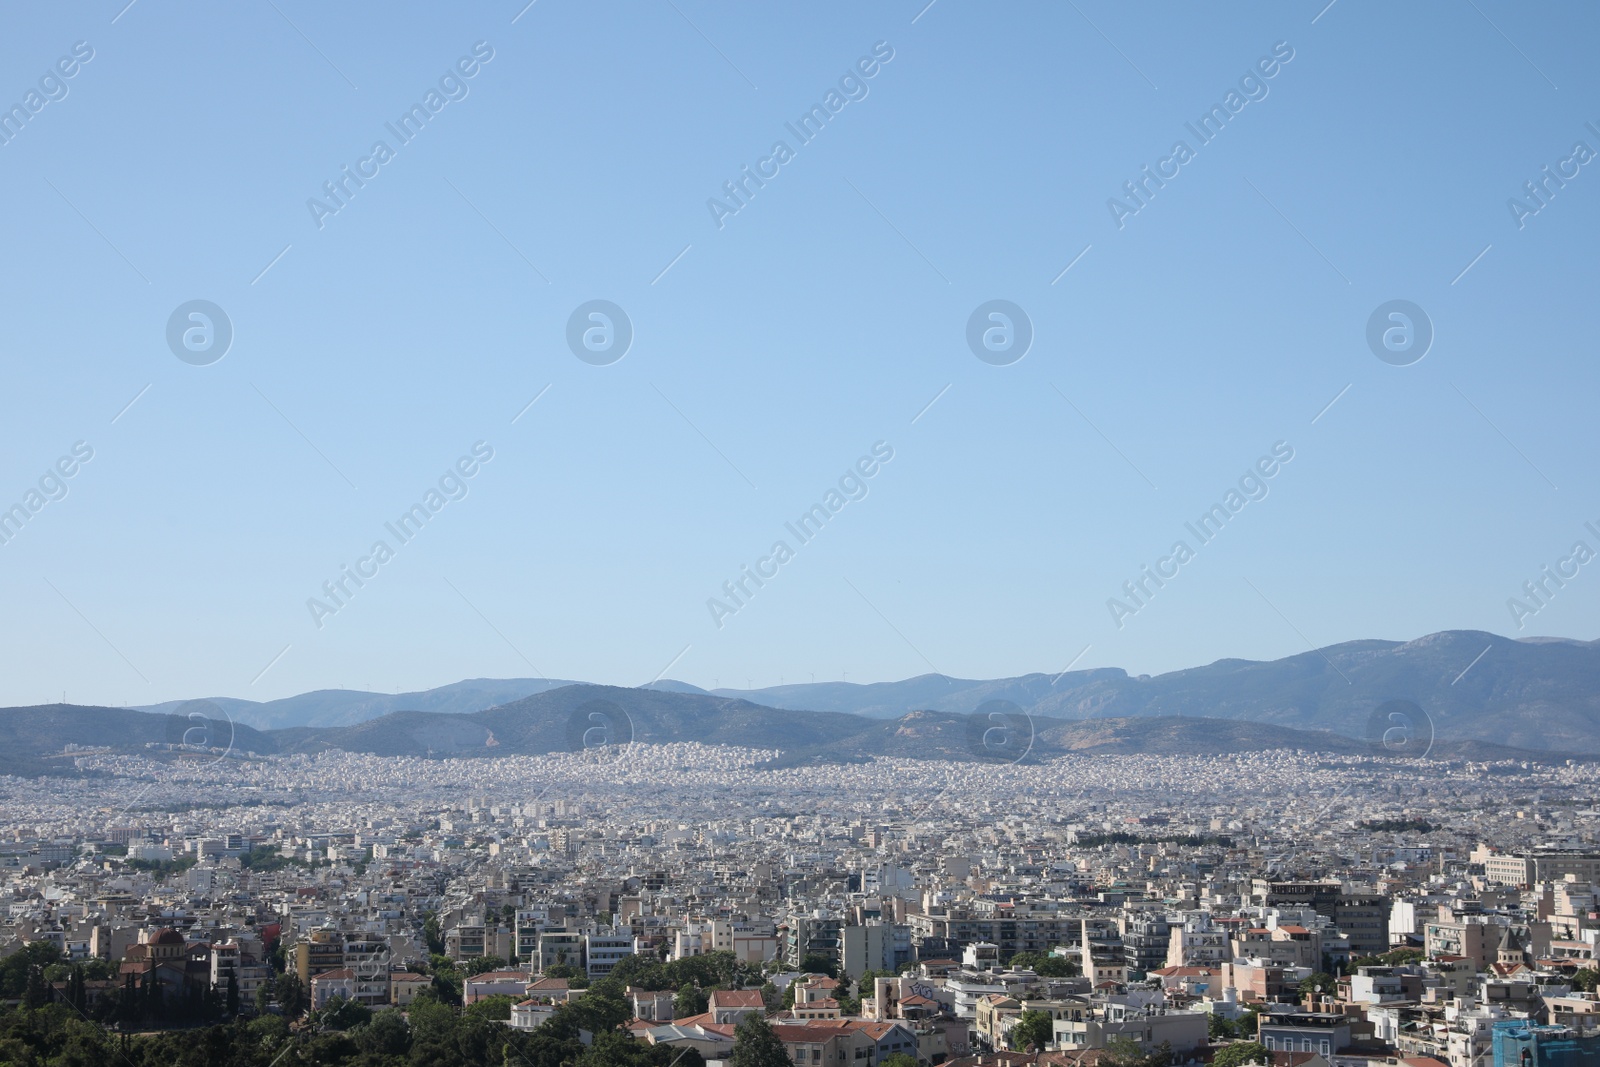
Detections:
1,1,1596,707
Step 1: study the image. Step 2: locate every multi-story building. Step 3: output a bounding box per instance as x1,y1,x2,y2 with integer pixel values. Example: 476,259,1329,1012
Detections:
585,931,638,979
1231,924,1321,970
1122,914,1171,979
1259,1008,1354,1058
1046,996,1209,1056
538,929,584,972
1482,851,1600,890
908,902,1079,963
1254,880,1389,957
842,923,898,980
784,912,844,970
1491,1021,1600,1067
294,928,344,984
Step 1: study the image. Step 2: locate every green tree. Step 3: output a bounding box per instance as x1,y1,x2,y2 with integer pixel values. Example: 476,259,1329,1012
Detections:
1008,952,1081,978
407,996,461,1046
118,972,140,1029
675,983,709,1018
1298,972,1335,1003
466,993,517,1021
355,1008,411,1057
24,964,49,1009
1100,1038,1172,1067
422,911,445,955
1574,967,1600,993
834,973,858,1014
799,954,837,978
225,973,239,1017
1213,1042,1270,1067
317,993,372,1030
65,965,87,1012
881,1056,919,1067
1010,1009,1054,1051
272,972,307,1018
730,1011,794,1067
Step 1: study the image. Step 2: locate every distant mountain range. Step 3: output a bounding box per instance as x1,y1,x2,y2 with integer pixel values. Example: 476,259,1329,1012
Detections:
0,684,1569,780
140,678,584,731
128,629,1600,752
0,628,1579,777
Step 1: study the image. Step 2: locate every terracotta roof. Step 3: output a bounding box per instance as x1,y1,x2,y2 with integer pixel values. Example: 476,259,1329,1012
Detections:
653,1019,736,1039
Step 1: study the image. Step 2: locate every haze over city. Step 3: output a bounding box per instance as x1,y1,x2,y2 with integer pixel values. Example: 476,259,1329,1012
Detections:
2,2,1597,708
3,5,1600,1067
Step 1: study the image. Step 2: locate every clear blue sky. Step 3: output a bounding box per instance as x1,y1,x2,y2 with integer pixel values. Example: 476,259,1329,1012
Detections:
1,0,1596,707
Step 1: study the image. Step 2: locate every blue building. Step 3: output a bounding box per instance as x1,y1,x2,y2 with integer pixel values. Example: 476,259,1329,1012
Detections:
1492,1021,1600,1067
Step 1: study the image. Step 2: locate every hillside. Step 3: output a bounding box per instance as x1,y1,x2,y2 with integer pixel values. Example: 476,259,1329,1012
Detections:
13,628,1600,770
713,631,1600,752
0,684,1583,779
115,630,1600,753
140,677,577,731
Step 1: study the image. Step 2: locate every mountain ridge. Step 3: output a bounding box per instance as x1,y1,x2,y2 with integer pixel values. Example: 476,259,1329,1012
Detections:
0,689,1576,780
102,628,1600,752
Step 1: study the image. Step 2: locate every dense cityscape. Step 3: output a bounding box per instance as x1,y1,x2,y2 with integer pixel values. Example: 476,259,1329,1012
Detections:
1,733,1598,1067
4,2,1594,1066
